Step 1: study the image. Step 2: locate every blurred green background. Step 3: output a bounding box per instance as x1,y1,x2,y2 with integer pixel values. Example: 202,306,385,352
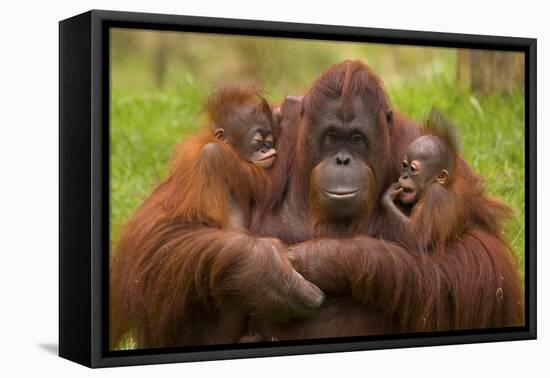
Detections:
110,28,525,276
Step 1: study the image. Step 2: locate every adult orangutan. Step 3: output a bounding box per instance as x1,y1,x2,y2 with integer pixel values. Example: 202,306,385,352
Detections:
249,60,524,340
109,85,324,349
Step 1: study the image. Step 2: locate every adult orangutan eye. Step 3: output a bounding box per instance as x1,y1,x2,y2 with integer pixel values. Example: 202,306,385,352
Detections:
351,133,364,145
324,131,338,147
326,131,337,140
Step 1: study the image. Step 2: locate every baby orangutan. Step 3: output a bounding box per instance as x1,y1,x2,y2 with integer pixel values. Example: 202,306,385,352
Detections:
382,110,460,250
200,84,279,229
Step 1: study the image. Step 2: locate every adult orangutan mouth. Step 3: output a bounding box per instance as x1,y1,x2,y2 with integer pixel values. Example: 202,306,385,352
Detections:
323,189,360,199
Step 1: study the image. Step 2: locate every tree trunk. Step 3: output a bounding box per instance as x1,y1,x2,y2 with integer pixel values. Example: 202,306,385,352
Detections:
456,50,524,94
153,34,168,89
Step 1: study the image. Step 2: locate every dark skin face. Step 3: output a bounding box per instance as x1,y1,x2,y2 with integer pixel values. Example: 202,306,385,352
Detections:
385,135,450,208
214,104,277,169
310,96,386,218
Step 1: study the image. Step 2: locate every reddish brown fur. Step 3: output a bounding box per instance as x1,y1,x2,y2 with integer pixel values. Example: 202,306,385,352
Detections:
110,90,323,349
110,130,265,347
204,84,278,141
251,60,523,340
169,129,269,228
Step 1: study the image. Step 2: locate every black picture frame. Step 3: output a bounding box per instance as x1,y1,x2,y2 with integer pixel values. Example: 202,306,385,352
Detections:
59,9,537,368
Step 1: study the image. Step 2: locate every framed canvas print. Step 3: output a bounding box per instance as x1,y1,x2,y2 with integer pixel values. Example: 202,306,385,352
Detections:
59,10,536,368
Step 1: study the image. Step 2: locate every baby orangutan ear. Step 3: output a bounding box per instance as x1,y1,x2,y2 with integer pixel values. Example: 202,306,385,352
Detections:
214,128,225,140
436,169,449,185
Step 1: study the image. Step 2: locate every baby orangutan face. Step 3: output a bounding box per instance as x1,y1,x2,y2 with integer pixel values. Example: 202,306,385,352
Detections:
241,124,277,169
214,104,278,169
395,135,451,205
